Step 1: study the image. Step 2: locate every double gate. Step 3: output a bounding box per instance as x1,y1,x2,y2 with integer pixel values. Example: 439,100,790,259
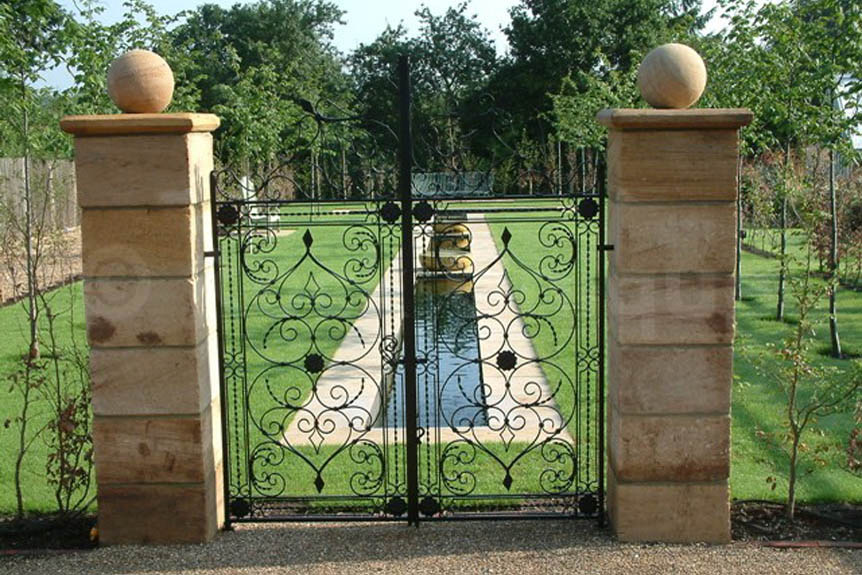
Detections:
212,57,606,525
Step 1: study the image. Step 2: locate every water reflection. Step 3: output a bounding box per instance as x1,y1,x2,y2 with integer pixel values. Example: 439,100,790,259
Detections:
385,282,488,428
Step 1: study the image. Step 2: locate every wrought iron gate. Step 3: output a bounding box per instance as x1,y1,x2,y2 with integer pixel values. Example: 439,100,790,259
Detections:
211,57,606,526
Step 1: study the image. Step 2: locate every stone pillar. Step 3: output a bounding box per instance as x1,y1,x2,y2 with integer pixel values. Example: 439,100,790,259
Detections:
599,109,752,543
60,113,224,544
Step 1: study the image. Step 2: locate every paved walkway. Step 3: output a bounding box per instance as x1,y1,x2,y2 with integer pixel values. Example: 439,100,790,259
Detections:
467,217,572,446
4,521,860,574
283,244,403,448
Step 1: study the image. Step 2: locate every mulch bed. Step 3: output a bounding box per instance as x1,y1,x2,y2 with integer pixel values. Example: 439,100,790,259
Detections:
0,515,97,554
732,501,862,544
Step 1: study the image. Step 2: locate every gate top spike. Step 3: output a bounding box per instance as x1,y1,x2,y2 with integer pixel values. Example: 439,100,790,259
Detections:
501,227,512,246
303,229,314,247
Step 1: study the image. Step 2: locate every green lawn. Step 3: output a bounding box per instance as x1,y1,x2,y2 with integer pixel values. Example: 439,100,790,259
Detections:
733,233,861,502
1,218,860,516
745,227,862,290
0,282,88,514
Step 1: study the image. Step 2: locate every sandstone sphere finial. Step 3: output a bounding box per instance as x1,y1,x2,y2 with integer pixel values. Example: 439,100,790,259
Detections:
107,49,174,114
637,43,707,109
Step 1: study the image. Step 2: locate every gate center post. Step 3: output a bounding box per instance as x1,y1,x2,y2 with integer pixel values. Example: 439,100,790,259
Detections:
397,54,421,525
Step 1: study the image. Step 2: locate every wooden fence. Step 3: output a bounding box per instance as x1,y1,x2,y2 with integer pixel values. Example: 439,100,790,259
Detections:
0,157,79,232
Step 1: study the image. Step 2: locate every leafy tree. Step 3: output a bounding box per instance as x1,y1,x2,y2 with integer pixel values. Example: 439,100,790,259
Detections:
344,2,506,190
751,241,860,520
710,0,861,351
169,0,348,167
493,0,704,133
0,0,71,360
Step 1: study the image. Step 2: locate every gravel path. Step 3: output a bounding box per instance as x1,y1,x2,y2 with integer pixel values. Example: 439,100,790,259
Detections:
3,521,860,574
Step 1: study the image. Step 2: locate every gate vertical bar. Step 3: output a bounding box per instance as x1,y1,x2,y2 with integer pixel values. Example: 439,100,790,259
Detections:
597,158,607,527
397,54,420,526
209,172,232,531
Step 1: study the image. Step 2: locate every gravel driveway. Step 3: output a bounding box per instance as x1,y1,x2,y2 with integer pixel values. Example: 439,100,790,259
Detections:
3,520,860,575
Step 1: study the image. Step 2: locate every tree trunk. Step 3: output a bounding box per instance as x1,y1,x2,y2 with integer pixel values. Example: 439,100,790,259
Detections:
735,155,743,301
579,148,586,195
341,146,348,200
777,195,787,321
828,148,842,358
557,137,563,196
14,362,35,520
786,435,798,521
22,94,39,360
776,146,789,321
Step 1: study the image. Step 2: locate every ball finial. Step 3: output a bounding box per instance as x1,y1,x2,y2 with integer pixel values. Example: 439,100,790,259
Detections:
637,43,707,109
107,49,174,113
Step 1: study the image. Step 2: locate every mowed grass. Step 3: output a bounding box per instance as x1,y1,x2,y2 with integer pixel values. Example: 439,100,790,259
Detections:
0,282,88,514
733,230,862,502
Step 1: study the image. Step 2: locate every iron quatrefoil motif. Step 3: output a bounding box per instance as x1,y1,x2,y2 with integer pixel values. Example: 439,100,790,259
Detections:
419,496,441,517
578,494,598,516
578,198,599,220
217,203,240,226
384,496,408,517
230,498,252,519
496,350,517,371
304,353,324,374
412,200,434,223
380,201,401,223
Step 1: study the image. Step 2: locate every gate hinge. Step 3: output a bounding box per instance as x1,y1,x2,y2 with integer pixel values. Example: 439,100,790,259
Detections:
598,244,615,252
204,250,217,258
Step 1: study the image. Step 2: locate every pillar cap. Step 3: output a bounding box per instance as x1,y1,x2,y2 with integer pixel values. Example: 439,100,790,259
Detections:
60,113,220,137
597,108,752,131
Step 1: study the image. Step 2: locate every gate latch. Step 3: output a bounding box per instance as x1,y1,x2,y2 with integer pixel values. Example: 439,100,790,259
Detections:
397,357,428,365
598,244,615,252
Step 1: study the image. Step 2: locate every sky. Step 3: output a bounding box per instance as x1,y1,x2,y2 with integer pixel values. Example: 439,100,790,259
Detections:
45,0,730,90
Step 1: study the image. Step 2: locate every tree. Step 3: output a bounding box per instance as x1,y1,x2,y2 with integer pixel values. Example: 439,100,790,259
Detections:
710,0,862,337
798,0,862,359
0,0,71,359
753,242,861,520
349,3,498,128
348,3,501,179
493,0,704,133
169,0,348,167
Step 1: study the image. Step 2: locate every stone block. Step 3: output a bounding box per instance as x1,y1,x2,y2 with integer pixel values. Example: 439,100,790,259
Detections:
608,271,735,345
90,338,214,416
93,407,213,484
607,129,739,202
608,468,730,544
81,203,208,278
608,344,732,415
97,472,219,545
74,133,212,207
84,275,210,347
609,407,730,482
610,201,736,274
